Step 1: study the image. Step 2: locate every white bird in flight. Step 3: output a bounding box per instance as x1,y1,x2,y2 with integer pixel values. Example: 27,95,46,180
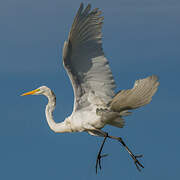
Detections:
21,3,159,173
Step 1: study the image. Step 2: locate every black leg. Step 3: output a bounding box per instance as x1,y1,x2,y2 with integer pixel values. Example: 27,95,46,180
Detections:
95,133,108,174
108,135,144,171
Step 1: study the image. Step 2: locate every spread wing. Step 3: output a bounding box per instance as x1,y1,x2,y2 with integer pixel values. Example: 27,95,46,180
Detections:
110,75,159,112
62,3,116,111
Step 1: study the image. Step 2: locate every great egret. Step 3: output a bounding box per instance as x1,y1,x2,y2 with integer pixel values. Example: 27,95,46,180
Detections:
21,3,159,173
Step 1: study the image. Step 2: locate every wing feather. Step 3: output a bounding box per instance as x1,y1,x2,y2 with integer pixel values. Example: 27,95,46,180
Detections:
62,3,116,111
110,75,159,112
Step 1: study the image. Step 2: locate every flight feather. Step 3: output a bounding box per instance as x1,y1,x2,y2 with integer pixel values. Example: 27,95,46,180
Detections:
109,75,159,112
62,3,116,111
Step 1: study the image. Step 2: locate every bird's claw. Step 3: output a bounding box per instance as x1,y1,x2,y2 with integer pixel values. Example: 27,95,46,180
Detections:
95,153,108,173
131,154,144,171
101,153,108,158
135,154,143,158
96,154,102,173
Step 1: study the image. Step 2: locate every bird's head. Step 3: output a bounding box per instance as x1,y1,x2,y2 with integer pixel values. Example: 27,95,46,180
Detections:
21,86,51,97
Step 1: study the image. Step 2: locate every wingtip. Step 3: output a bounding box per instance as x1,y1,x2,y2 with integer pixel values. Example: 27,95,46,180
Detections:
151,74,159,80
87,3,91,9
80,2,83,8
79,3,92,10
150,75,160,86
79,3,84,12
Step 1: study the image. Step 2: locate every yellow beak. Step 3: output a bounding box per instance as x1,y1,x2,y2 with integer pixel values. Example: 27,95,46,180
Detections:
21,89,40,96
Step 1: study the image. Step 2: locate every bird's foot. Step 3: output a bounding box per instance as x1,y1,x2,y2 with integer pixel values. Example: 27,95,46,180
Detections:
130,154,144,171
115,137,144,171
95,152,108,174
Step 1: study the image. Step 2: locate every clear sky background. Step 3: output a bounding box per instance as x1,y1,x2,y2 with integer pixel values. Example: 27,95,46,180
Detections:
0,0,179,179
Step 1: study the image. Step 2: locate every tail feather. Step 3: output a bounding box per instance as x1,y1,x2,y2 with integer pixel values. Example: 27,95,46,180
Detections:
107,117,125,128
98,75,159,129
97,108,125,128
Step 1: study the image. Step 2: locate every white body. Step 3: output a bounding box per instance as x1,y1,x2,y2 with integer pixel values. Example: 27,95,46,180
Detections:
44,88,107,135
69,107,103,132
21,4,158,172
22,3,159,137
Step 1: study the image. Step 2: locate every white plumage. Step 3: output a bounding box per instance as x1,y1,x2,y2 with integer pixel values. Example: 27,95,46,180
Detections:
63,3,116,112
21,3,159,173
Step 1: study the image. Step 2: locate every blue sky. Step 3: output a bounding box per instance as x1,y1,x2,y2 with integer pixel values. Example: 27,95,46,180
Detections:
0,0,180,179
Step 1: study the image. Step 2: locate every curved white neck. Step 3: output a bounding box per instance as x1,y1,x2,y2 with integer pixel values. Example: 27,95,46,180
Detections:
45,92,72,133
